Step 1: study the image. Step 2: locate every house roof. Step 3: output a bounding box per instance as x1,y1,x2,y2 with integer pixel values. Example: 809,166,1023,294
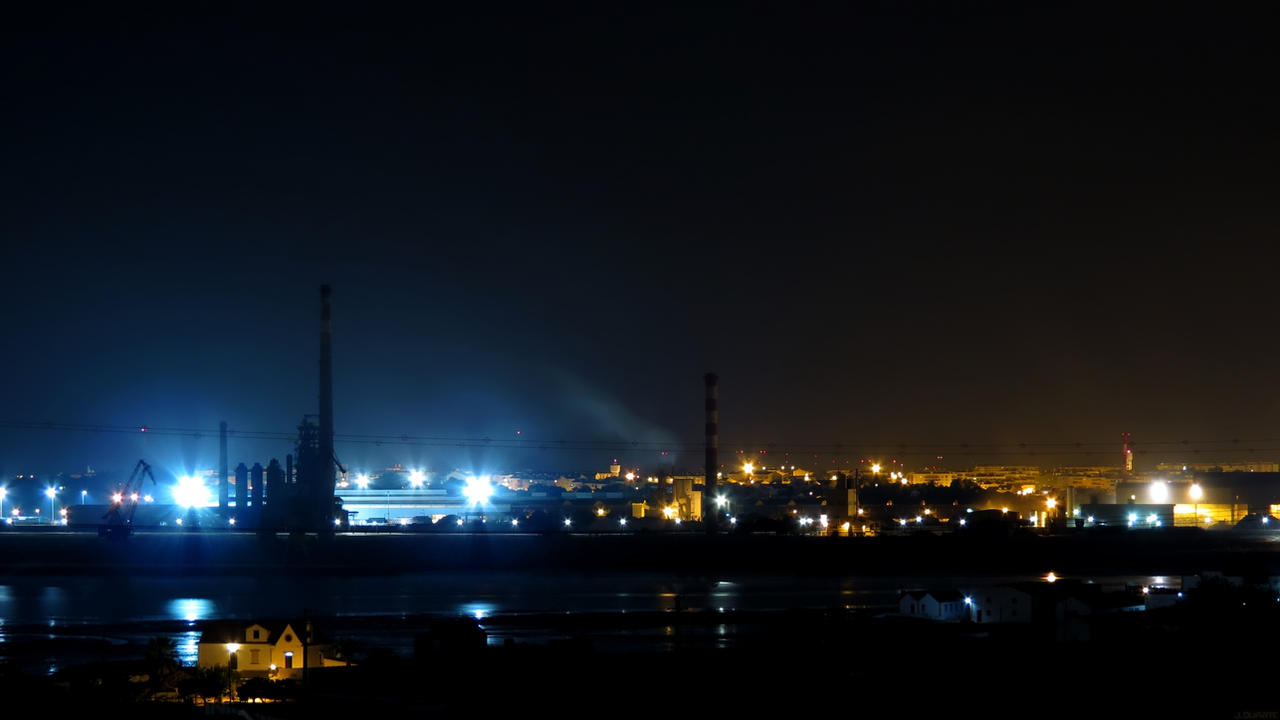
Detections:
900,589,966,603
197,619,323,646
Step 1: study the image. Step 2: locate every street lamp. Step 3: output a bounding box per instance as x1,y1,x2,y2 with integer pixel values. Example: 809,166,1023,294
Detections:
1190,483,1203,525
80,489,87,505
44,487,57,524
0,487,6,519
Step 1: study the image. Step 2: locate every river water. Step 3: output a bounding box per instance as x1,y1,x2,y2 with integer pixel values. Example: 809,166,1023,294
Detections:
0,570,1179,674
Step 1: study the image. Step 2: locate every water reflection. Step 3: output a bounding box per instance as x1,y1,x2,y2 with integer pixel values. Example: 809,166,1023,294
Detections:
178,630,200,667
167,598,215,623
460,602,495,621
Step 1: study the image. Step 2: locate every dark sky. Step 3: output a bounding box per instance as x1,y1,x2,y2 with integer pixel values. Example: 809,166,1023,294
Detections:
3,3,1278,483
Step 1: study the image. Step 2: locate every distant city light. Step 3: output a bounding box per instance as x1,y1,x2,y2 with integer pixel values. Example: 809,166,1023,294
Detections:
714,495,728,508
871,464,881,474
1149,482,1169,503
511,518,519,527
408,470,426,488
1045,572,1057,583
355,474,370,490
228,518,236,526
173,476,211,508
463,475,493,506
112,492,123,504
1189,483,1203,500
624,472,635,481
743,463,754,475
619,518,627,527
44,487,57,500
564,518,572,527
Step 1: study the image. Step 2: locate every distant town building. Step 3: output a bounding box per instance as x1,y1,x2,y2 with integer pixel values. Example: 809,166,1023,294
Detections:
899,590,968,621
906,472,958,487
1155,461,1280,473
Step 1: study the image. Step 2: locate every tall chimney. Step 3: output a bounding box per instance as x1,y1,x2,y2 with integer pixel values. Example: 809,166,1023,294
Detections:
704,372,718,533
218,421,229,509
318,284,336,528
234,462,247,518
250,462,264,510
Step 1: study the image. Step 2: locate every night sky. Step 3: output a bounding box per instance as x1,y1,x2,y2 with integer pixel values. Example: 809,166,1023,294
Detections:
3,4,1278,483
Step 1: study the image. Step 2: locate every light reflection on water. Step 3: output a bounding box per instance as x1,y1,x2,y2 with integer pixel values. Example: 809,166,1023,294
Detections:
0,572,1183,674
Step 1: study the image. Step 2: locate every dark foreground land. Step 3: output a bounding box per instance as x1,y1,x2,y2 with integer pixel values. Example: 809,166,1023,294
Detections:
7,599,1279,719
4,529,1280,718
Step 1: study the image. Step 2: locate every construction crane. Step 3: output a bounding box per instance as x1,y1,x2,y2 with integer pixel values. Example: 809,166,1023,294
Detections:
99,459,156,538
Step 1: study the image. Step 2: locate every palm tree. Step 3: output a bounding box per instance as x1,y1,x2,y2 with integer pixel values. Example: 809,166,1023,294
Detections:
142,636,180,697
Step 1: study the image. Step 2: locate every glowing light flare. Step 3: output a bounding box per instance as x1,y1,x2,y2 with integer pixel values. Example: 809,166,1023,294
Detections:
1045,572,1058,583
1149,481,1169,503
408,470,426,488
112,492,123,504
172,476,211,508
743,463,754,475
462,475,494,506
355,474,370,489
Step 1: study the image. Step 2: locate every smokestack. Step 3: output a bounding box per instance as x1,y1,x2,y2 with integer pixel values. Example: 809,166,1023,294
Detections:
234,462,247,518
266,459,282,505
251,462,264,510
1122,432,1133,476
219,421,228,509
704,372,718,533
319,284,336,527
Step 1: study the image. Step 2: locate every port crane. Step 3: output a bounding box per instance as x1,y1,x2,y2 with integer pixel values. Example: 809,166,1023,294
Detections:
99,459,156,537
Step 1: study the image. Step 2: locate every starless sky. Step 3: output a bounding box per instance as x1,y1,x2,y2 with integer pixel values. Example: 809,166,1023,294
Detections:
2,3,1278,481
